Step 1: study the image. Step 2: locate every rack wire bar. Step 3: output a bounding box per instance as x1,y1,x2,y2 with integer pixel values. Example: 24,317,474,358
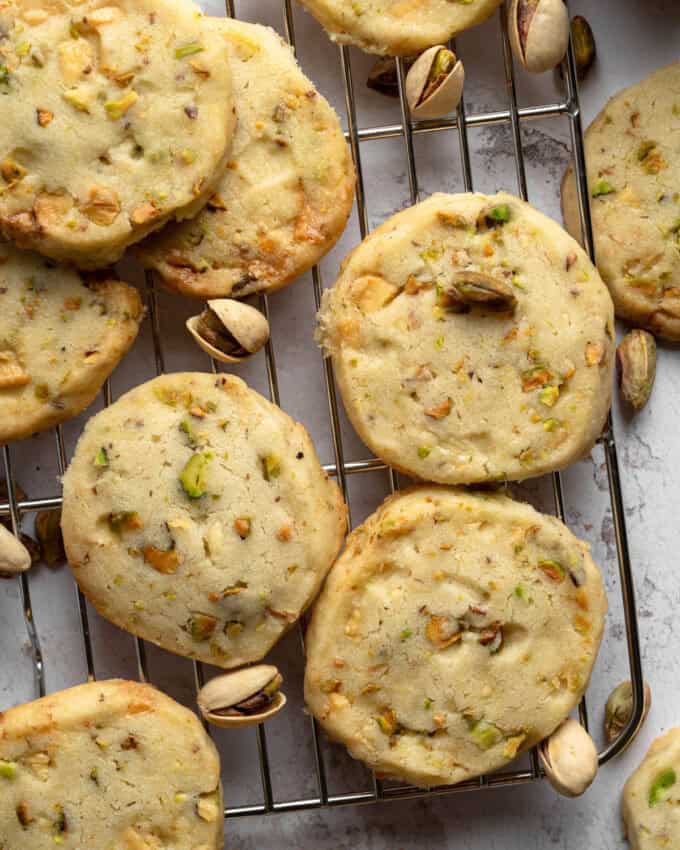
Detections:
1,0,644,823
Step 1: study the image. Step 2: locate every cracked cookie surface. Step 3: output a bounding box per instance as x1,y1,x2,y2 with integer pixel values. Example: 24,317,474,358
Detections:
0,243,142,443
61,372,347,669
0,679,223,850
304,486,607,788
0,0,235,268
135,18,354,300
562,61,680,340
296,0,503,56
317,191,614,485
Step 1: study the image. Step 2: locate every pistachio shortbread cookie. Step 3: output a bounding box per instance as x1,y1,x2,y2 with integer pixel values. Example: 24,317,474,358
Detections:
296,0,503,56
305,486,607,788
562,61,680,340
623,728,680,849
317,192,615,485
0,679,223,850
0,0,235,269
135,19,354,301
62,372,347,669
0,243,142,444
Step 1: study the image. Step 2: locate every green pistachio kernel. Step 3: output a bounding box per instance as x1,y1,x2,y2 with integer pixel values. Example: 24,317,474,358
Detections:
468,719,502,750
538,386,560,408
0,760,18,779
424,698,433,710
180,452,213,499
94,447,109,467
543,418,561,432
592,179,615,197
180,417,200,447
514,584,526,600
418,446,431,459
400,628,413,640
487,204,510,224
649,769,676,807
261,454,281,481
175,42,204,60
187,612,218,641
538,559,566,582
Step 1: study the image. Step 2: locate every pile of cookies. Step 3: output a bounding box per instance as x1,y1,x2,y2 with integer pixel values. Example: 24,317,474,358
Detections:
0,1,678,848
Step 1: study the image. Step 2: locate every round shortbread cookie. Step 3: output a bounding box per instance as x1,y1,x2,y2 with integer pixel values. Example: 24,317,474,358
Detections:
317,192,615,485
304,486,607,788
0,243,142,444
562,61,680,341
0,679,223,850
135,19,354,301
296,0,504,56
623,728,680,849
0,0,235,269
61,372,347,669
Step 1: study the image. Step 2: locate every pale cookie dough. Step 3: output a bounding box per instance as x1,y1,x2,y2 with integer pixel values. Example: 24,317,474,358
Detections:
61,372,347,669
0,243,142,444
305,486,607,788
296,0,504,56
562,61,680,341
317,192,615,485
135,19,354,301
0,0,235,269
0,679,223,850
623,728,680,849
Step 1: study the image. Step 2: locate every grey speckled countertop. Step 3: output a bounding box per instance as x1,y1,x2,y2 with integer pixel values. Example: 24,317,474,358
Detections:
1,1,679,848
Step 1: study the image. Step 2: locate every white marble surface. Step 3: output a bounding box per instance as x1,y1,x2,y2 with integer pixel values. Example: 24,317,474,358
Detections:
1,1,679,847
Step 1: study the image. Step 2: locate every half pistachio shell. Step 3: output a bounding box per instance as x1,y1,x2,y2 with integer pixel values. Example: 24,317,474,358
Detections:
539,717,598,797
0,524,32,577
509,0,569,74
186,299,270,364
197,665,286,729
405,46,465,120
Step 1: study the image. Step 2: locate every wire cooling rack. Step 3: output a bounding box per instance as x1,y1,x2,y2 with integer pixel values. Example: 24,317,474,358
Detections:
0,0,646,822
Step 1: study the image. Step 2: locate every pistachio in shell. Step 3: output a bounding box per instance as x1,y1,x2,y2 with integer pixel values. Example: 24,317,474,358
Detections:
604,680,651,746
197,665,285,729
539,717,598,797
35,508,65,567
186,299,270,364
0,524,32,577
509,0,570,74
571,15,596,80
617,329,657,411
405,46,464,120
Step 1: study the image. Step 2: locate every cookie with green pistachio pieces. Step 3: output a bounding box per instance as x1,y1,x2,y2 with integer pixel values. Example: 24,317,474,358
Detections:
0,0,235,269
317,191,614,486
304,486,607,788
0,243,142,444
623,727,680,849
135,18,354,301
61,372,347,669
562,61,680,341
296,0,504,56
0,679,223,850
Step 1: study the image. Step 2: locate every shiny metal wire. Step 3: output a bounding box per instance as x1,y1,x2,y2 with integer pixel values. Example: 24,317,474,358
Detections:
0,0,644,819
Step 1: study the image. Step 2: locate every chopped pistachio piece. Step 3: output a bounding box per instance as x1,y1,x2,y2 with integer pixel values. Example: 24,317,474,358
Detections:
469,719,502,750
538,559,566,582
108,511,142,534
649,768,676,807
375,709,398,735
104,91,138,120
175,42,204,60
180,452,213,499
418,446,431,459
94,447,109,467
0,760,18,779
486,204,510,224
592,179,615,197
261,453,281,481
188,613,218,641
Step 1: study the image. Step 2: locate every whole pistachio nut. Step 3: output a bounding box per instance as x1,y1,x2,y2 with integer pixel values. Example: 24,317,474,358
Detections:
571,15,596,79
186,299,270,364
0,524,32,577
539,717,598,797
367,56,415,97
35,508,65,567
197,665,285,728
510,0,570,74
438,271,518,314
604,681,651,746
617,329,657,411
405,46,464,120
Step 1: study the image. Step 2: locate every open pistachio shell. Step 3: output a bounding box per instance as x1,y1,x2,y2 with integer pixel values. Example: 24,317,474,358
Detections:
0,524,32,577
186,299,270,364
539,717,598,797
405,46,465,120
509,0,569,74
197,665,286,729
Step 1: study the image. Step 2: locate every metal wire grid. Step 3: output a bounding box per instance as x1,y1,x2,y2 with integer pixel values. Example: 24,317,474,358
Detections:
0,0,647,822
